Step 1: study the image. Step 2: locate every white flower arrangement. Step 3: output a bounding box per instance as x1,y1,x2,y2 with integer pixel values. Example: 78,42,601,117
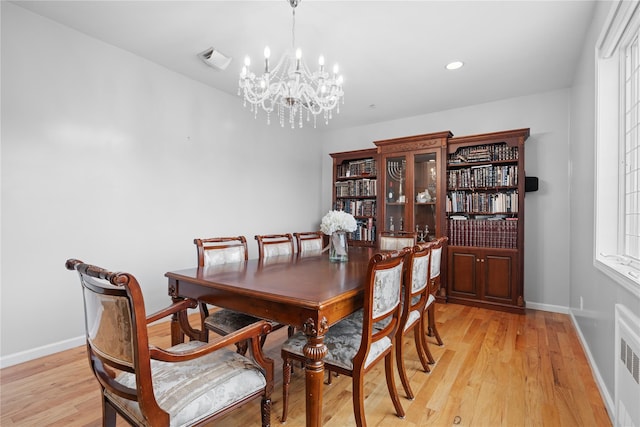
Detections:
320,210,357,235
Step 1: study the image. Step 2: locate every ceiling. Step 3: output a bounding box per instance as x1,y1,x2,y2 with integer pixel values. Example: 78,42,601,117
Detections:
13,0,597,130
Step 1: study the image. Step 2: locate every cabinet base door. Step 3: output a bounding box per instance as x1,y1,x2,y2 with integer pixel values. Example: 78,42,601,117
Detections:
448,250,479,298
483,253,516,302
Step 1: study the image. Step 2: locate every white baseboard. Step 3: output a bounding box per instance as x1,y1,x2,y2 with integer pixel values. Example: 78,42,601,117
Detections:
569,308,616,424
0,335,85,369
0,316,175,370
526,301,570,314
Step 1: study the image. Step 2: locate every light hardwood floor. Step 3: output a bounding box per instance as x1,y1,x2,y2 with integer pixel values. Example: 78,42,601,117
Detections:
1,303,612,426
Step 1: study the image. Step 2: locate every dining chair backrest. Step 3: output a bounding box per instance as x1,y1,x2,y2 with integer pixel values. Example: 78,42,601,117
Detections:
406,242,433,310
379,231,417,251
429,236,446,281
357,248,410,365
66,259,171,424
194,236,248,267
293,231,324,254
255,233,294,259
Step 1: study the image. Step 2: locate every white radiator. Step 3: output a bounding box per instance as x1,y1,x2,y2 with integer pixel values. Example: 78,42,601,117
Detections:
615,304,640,427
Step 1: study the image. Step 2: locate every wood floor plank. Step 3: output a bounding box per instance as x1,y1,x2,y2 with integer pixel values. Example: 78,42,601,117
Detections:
0,304,612,426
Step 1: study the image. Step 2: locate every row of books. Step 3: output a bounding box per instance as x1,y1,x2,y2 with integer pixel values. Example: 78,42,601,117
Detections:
446,190,518,213
337,159,377,178
447,165,518,188
349,218,376,242
334,199,376,217
447,219,518,248
335,178,377,197
448,143,519,164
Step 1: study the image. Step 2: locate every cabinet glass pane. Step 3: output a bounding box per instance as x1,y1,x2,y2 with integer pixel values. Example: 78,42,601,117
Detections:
385,155,407,232
414,153,437,242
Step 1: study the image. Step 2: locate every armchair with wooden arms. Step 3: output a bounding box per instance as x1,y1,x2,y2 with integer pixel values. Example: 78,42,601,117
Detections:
66,259,274,427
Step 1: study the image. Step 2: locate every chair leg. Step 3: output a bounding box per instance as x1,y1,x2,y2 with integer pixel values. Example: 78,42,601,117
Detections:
352,370,367,427
421,315,436,365
199,303,210,342
395,332,415,399
413,324,431,373
428,304,444,346
261,396,271,427
281,357,292,423
103,397,117,427
384,352,405,419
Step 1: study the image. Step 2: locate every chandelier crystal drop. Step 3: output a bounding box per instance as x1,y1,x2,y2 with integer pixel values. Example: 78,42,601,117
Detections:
238,0,344,129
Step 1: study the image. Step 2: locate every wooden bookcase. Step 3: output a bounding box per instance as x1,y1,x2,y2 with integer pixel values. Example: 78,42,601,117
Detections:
329,127,530,313
330,148,379,247
445,128,530,313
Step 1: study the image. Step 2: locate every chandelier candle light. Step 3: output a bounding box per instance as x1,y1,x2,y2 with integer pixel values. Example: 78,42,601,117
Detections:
320,210,357,262
238,0,344,128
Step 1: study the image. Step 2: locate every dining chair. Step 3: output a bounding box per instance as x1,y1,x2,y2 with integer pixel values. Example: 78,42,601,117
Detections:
65,259,274,427
379,231,417,251
280,248,410,427
426,236,447,348
395,242,435,400
255,233,295,259
194,237,263,355
293,231,325,255
255,234,295,338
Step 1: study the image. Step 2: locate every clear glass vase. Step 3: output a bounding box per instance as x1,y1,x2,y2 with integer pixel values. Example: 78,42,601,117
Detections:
329,231,349,262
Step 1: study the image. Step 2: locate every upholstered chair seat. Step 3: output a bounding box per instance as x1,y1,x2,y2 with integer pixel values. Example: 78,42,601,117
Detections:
281,323,391,372
106,341,268,427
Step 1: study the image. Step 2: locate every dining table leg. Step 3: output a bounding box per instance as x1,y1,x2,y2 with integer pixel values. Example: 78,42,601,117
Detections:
302,317,328,427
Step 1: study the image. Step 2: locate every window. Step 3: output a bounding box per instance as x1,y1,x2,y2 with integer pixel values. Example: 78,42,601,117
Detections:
595,0,640,296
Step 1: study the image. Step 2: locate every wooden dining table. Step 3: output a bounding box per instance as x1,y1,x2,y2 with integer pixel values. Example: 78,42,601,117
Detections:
165,246,377,427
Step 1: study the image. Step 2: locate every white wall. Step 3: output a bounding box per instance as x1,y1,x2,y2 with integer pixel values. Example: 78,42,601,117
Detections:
319,89,572,312
569,0,640,414
1,3,324,364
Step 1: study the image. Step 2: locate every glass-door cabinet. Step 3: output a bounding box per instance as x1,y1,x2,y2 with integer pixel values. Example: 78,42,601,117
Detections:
374,131,452,242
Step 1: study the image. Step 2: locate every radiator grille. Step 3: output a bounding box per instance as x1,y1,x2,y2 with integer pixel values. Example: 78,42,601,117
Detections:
621,337,640,384
615,304,640,427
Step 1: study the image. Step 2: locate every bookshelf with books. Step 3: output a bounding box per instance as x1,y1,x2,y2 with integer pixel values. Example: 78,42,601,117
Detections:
330,149,379,247
445,128,530,313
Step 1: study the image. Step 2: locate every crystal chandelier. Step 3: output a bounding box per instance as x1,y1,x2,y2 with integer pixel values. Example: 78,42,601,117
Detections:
238,0,344,128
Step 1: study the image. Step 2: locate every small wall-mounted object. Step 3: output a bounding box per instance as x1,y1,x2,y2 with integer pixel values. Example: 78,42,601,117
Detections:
525,176,539,192
198,47,232,70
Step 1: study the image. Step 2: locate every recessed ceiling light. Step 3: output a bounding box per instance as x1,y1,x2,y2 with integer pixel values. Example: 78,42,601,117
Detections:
445,61,464,70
